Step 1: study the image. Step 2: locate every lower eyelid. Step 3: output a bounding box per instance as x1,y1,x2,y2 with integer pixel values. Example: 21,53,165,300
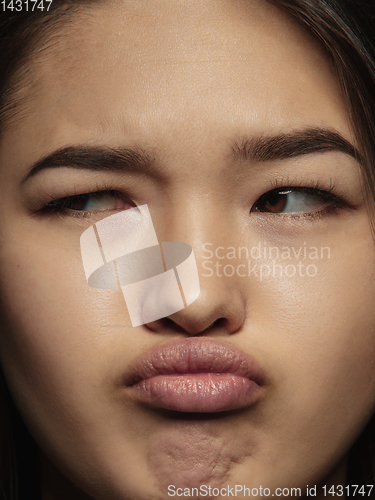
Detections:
270,203,343,218
250,208,337,227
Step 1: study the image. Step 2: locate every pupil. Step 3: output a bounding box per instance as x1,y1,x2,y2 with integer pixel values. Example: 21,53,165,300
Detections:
268,193,281,207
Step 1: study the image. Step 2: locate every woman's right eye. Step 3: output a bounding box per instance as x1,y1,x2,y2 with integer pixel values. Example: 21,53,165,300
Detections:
43,190,134,214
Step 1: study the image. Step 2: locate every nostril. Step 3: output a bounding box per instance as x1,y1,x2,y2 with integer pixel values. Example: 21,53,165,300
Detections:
212,318,226,328
145,316,188,333
144,283,246,335
150,316,230,336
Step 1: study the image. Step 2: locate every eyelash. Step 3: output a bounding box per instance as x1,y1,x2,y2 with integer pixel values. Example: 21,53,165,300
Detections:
39,187,130,218
252,179,350,218
38,180,351,219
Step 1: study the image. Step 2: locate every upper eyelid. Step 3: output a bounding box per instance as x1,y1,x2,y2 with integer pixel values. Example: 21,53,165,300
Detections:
267,184,335,194
40,190,132,215
257,185,342,200
45,189,123,204
265,184,351,203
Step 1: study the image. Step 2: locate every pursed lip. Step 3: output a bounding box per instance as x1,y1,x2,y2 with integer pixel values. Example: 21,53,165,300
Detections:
123,338,266,413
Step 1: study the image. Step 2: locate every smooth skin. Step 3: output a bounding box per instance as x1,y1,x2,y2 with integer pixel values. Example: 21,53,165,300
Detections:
0,0,374,499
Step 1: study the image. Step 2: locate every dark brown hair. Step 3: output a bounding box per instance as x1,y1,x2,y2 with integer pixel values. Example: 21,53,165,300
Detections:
0,1,375,498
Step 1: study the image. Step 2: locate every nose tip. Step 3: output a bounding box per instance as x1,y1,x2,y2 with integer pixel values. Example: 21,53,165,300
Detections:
145,283,246,336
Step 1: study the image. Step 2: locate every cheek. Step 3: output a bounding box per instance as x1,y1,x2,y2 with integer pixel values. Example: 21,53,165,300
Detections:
0,222,145,479
0,221,131,408
248,216,375,374
245,221,375,466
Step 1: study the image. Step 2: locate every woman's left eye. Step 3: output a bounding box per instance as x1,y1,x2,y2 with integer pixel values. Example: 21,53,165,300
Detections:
251,187,343,215
43,190,134,214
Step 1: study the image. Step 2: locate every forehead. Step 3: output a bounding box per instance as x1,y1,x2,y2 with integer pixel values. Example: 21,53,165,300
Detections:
3,0,352,160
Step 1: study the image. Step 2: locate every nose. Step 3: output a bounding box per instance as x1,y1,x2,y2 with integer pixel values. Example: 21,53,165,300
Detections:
144,197,248,336
144,229,247,336
140,188,250,336
145,279,246,335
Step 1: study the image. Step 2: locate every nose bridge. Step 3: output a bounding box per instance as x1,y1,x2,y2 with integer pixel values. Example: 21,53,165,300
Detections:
156,174,230,237
156,196,237,273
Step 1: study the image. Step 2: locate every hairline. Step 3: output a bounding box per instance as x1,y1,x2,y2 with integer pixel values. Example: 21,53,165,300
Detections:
0,2,100,135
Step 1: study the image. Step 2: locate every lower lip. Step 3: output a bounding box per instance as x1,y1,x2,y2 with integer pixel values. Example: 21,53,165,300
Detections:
131,373,262,412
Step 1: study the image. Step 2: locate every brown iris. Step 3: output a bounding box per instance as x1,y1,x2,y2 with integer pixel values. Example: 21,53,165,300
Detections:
255,190,291,213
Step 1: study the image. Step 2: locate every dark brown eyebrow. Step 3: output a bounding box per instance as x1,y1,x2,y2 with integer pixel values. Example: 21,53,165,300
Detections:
232,128,361,162
23,128,360,184
22,146,154,183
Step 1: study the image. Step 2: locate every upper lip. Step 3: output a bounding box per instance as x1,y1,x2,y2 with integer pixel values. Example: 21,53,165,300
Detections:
124,337,266,387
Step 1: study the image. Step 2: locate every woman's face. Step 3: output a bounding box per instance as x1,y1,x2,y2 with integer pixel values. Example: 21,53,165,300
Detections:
0,0,374,499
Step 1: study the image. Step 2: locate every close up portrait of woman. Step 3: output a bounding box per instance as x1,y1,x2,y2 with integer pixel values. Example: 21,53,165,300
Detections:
0,0,375,499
